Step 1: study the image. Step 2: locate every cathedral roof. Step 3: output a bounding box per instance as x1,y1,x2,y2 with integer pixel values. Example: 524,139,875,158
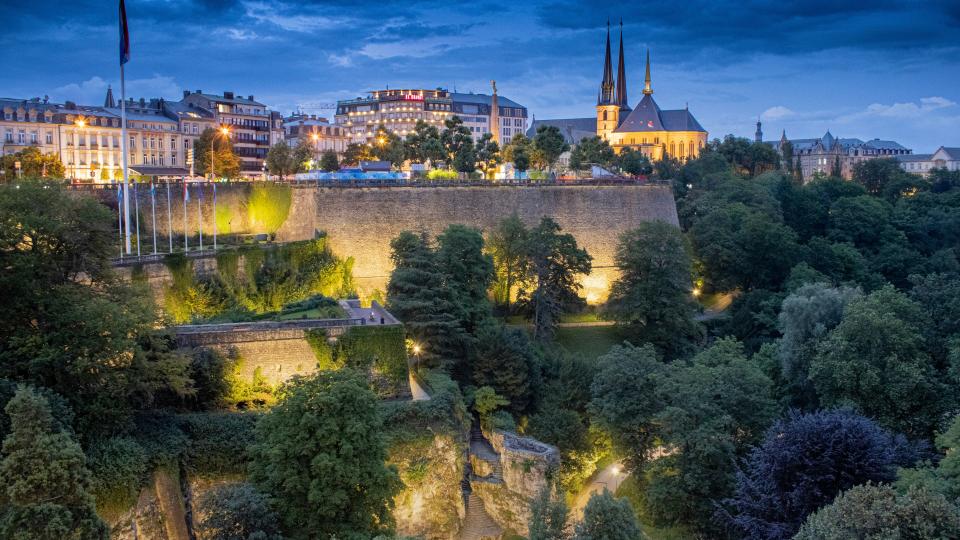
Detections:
614,94,705,133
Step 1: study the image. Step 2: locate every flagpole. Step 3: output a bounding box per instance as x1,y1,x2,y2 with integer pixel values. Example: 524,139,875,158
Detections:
166,182,173,253
151,182,157,254
121,63,131,254
198,183,204,252
117,185,124,259
134,182,141,256
212,183,217,251
183,182,188,252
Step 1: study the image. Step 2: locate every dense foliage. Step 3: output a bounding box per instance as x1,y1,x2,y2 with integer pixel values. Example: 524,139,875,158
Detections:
249,370,401,539
573,490,643,540
197,483,285,540
720,409,919,539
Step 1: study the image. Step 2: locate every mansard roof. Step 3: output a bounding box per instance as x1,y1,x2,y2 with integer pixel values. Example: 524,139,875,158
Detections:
526,117,596,144
614,94,705,133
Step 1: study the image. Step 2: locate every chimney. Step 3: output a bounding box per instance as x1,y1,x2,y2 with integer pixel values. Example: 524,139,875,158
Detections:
224,91,234,99
183,90,190,98
195,89,202,94
248,95,254,101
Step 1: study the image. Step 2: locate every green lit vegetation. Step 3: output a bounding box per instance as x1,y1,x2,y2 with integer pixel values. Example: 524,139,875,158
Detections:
305,325,407,397
162,237,354,323
245,183,292,235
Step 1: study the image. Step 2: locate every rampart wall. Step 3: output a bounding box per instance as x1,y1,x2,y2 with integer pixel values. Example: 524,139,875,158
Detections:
102,183,679,302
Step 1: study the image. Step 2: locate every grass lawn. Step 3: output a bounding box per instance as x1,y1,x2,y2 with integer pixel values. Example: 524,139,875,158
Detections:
554,325,625,360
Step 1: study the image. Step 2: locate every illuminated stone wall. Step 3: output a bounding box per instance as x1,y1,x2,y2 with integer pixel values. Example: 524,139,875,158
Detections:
277,184,679,303
109,183,679,303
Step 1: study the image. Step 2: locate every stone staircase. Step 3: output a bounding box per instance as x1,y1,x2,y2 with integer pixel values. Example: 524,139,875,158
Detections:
459,420,504,540
460,492,503,540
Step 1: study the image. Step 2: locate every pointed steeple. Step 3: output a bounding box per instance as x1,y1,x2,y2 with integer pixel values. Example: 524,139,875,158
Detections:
642,49,653,95
755,117,763,143
598,20,615,105
104,85,116,108
616,19,629,110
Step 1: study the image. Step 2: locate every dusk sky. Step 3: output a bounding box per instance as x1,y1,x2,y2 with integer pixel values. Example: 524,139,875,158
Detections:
3,0,959,151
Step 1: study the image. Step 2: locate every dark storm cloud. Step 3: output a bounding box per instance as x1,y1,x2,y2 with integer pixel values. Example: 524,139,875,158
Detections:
536,1,960,56
1,0,958,150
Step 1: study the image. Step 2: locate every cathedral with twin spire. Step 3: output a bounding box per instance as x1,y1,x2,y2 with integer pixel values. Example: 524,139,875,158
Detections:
530,21,708,164
596,21,707,160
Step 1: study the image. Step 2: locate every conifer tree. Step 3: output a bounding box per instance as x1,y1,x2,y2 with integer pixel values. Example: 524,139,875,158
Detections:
0,387,107,540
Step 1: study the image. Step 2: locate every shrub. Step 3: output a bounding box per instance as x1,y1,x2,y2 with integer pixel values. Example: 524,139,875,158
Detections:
179,412,259,477
196,483,284,540
86,437,148,521
427,169,457,181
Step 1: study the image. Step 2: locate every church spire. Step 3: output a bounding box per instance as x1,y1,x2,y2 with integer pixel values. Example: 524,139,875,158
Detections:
642,49,653,96
104,85,116,108
755,117,763,143
598,19,615,105
616,19,629,110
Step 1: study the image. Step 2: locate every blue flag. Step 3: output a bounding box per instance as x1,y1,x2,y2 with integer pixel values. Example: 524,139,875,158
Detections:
119,0,130,65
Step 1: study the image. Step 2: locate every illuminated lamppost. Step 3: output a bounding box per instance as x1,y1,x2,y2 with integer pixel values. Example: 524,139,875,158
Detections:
412,343,422,371
74,117,86,181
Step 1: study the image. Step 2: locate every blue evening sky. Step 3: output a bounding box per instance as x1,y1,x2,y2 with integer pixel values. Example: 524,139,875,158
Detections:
2,0,959,151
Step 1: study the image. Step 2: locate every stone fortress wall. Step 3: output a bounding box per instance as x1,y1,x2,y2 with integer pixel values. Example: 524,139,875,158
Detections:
107,183,679,302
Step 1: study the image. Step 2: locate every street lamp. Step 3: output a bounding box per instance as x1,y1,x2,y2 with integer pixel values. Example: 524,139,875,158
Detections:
412,344,422,371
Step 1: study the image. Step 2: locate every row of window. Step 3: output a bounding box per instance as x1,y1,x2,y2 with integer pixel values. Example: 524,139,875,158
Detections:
65,152,177,167
3,129,54,145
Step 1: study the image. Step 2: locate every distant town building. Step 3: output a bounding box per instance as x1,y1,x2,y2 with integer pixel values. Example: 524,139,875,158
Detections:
765,127,912,181
180,90,283,178
282,113,350,157
334,87,528,145
1,96,61,160
527,21,707,161
162,99,216,175
896,146,960,176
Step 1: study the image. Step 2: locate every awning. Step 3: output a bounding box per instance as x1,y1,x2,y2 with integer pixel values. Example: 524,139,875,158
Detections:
130,166,191,176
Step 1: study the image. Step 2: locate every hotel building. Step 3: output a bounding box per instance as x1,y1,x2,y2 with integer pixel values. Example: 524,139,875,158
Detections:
282,113,350,157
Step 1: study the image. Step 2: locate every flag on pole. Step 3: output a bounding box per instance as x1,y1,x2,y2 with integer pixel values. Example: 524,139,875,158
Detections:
119,0,130,65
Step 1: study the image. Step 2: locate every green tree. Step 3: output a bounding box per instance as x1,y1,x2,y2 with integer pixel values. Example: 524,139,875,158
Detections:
473,324,541,416
523,217,592,342
342,142,374,166
291,139,312,172
194,128,241,179
436,224,494,333
652,155,681,180
533,125,570,172
0,184,191,437
503,133,533,173
0,387,108,540
897,413,960,502
810,285,948,438
319,150,339,172
249,369,401,540
853,158,908,195
265,142,294,180
529,487,570,540
473,385,509,429
618,148,653,176
573,491,643,540
487,213,531,314
794,484,960,540
404,120,442,164
569,136,616,171
441,116,476,174
777,283,862,409
371,125,405,168
197,483,284,540
605,222,703,358
386,231,467,369
0,146,65,180
690,203,801,291
475,133,501,177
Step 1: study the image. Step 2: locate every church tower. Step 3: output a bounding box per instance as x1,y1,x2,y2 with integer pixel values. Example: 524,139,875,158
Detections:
616,20,629,112
596,21,620,141
755,118,763,143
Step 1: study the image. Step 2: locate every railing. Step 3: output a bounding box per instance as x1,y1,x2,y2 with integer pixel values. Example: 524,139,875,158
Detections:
66,177,669,191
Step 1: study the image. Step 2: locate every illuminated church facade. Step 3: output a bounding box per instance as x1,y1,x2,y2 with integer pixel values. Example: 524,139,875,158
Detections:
530,22,708,162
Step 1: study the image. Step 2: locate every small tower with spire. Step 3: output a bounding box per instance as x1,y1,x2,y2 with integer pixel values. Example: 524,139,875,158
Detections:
616,19,629,112
104,85,116,108
642,50,653,96
755,117,763,143
597,19,622,141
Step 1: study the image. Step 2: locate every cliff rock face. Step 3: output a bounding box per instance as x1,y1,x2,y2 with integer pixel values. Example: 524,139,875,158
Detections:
107,467,189,540
472,430,560,536
390,432,467,539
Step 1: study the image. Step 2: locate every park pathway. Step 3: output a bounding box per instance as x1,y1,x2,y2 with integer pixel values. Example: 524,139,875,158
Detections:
459,421,503,540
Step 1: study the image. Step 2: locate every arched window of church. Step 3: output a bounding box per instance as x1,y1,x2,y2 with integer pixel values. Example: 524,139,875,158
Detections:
689,141,694,156
654,137,659,144
671,143,675,155
602,111,607,121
